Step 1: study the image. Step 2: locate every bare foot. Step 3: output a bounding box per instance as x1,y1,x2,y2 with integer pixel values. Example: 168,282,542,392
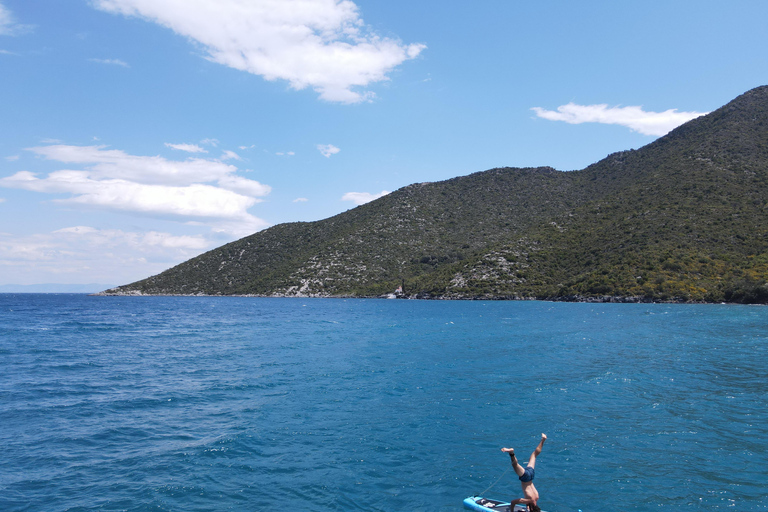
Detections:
541,433,547,441
501,447,515,457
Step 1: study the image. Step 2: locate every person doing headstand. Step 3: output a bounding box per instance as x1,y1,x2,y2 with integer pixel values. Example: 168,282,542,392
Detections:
501,433,547,512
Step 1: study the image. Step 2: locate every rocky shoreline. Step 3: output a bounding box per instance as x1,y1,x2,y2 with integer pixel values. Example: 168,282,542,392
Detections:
95,288,723,304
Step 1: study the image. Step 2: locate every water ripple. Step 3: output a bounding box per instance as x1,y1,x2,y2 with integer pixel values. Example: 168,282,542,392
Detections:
1,297,766,511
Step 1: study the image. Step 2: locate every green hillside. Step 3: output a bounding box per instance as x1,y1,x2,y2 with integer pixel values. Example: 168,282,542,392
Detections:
104,86,768,303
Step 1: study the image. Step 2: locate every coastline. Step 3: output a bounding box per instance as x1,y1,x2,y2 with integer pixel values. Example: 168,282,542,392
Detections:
93,289,736,304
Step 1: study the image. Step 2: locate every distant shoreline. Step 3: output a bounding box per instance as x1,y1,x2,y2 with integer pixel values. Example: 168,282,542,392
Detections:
0,284,116,294
94,289,754,304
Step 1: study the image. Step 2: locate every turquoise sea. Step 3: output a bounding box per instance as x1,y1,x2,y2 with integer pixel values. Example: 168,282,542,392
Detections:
1,294,766,511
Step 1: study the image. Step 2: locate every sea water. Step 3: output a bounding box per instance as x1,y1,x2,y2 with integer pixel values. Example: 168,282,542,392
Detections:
0,295,766,512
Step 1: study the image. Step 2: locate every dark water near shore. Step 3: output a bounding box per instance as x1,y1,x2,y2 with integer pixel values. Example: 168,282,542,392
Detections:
1,295,766,511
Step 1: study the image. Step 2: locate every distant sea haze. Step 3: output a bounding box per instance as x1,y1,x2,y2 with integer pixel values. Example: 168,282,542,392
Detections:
0,284,115,293
1,295,766,511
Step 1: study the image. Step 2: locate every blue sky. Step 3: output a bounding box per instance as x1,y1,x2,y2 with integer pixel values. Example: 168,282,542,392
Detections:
1,0,766,288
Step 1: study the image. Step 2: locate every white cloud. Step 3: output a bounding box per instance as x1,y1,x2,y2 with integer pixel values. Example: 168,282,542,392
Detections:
2,171,257,218
0,3,12,29
0,198,5,203
531,103,708,136
89,58,130,67
293,197,308,202
342,190,389,205
216,174,271,197
200,138,219,147
220,150,242,161
5,155,19,161
165,142,207,153
276,151,295,157
0,2,32,36
54,226,209,250
92,0,426,104
317,143,340,158
29,144,240,185
0,226,211,285
1,144,272,236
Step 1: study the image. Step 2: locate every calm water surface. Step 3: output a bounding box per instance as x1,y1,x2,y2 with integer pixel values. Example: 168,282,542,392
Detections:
0,295,766,511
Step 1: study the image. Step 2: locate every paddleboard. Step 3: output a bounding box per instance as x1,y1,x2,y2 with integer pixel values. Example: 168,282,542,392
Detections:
463,496,528,512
